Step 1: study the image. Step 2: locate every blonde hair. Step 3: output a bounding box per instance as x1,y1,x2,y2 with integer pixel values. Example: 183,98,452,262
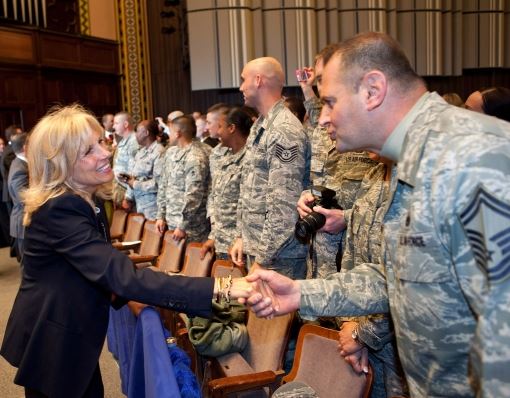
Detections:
23,104,103,226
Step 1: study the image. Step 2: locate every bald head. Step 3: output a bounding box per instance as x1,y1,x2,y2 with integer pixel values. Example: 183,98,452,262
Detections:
240,57,285,115
245,57,284,89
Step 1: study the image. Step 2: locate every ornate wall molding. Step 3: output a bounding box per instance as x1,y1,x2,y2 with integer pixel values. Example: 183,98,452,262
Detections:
117,0,152,123
78,0,90,35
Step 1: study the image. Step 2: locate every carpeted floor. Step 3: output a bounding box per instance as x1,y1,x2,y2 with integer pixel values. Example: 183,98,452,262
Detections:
0,247,125,397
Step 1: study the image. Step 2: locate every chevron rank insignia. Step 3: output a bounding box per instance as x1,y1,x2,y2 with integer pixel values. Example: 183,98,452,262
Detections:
275,144,298,163
460,186,510,284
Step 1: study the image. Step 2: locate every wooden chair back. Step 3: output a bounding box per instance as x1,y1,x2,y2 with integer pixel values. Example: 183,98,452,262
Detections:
122,213,145,242
210,259,246,278
156,230,186,273
110,209,128,241
136,220,162,256
180,242,213,277
282,324,373,398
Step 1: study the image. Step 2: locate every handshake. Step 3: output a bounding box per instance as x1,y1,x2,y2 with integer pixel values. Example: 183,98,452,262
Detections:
229,269,301,319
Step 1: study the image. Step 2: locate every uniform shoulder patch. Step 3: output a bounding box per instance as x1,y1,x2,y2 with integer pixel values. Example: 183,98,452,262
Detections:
275,144,298,163
460,185,510,284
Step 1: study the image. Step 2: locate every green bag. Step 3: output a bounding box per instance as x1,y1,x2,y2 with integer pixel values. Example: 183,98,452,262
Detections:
184,300,248,357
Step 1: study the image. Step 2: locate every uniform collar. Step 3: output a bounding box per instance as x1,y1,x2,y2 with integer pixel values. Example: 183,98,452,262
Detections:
380,92,431,162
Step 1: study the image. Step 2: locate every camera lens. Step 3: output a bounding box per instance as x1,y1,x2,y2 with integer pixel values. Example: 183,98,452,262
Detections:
294,212,326,244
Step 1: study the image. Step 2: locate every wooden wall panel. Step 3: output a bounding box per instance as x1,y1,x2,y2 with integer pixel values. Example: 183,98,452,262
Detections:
0,29,35,64
0,25,120,132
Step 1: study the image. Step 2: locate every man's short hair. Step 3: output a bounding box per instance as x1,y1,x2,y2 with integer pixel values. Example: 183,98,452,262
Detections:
207,103,230,118
173,115,196,139
315,43,341,66
332,32,423,92
5,124,21,141
11,132,28,154
138,120,159,138
114,111,133,127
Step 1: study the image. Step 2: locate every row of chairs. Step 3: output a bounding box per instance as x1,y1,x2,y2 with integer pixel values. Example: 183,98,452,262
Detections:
110,209,373,397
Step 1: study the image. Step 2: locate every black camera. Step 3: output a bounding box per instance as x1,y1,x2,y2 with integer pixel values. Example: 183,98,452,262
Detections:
294,186,341,244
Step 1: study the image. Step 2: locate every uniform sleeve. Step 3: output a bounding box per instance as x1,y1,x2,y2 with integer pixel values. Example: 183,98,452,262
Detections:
303,97,322,128
450,139,510,396
180,154,209,232
356,315,394,351
255,126,307,265
45,196,214,317
299,261,389,319
156,152,169,220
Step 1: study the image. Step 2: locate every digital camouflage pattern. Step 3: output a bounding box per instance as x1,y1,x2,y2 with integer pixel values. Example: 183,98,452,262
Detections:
206,144,230,220
156,140,210,242
303,97,378,279
236,100,309,278
125,140,165,220
112,133,139,204
299,92,510,397
338,162,408,398
208,145,247,255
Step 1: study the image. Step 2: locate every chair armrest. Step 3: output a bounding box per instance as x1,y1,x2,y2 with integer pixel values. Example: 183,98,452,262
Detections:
208,369,285,398
112,241,141,251
129,254,158,264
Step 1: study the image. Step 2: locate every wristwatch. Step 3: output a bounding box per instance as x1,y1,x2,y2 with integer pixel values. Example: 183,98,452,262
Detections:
351,326,362,345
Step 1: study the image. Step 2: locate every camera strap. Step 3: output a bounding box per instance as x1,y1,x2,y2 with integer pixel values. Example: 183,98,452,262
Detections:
309,233,318,279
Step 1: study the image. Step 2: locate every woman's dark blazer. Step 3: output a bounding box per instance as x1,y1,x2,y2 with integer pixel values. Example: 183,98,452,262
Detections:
0,192,213,397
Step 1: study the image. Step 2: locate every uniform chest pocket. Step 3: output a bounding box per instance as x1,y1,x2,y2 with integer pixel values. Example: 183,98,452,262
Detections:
385,222,451,283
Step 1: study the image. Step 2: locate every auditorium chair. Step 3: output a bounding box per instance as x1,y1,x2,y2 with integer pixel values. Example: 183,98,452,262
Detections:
206,311,295,398
109,208,128,241
126,220,163,268
111,212,145,249
210,259,246,278
155,230,186,273
279,324,373,398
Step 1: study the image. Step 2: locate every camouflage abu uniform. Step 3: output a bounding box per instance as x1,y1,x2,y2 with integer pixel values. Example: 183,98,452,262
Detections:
237,99,310,279
208,145,247,256
125,140,165,220
299,92,510,397
304,97,378,279
156,141,210,242
340,163,408,398
206,144,230,221
112,133,139,205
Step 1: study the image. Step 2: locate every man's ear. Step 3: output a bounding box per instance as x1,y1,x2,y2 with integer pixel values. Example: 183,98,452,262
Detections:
255,74,262,87
360,71,387,111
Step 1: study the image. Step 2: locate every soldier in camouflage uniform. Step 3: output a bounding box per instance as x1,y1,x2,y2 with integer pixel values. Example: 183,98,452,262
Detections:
155,115,210,242
297,47,405,397
122,120,164,220
247,32,510,397
297,45,378,279
201,107,253,260
112,111,139,207
230,57,310,279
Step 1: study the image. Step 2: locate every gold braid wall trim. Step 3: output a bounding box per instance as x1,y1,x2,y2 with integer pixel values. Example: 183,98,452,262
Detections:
78,0,90,36
117,0,152,123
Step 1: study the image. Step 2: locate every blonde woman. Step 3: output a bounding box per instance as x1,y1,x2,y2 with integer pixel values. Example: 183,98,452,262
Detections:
0,105,252,398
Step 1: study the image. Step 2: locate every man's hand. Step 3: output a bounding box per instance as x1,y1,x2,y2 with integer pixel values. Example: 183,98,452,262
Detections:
244,269,301,318
230,238,245,266
297,67,317,101
297,191,315,219
343,347,369,375
121,199,133,211
248,261,263,274
172,228,186,241
314,206,346,234
155,219,166,234
338,321,364,356
200,239,215,259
